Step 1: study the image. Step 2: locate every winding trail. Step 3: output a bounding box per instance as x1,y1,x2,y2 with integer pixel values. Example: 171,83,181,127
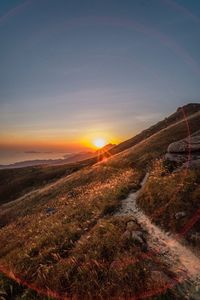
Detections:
116,173,200,297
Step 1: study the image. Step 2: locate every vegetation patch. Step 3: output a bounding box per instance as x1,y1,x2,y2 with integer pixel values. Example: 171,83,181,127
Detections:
138,159,200,241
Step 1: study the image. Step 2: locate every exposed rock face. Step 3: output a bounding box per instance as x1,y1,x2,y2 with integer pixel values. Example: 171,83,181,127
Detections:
166,130,200,168
182,159,200,169
165,153,188,163
175,211,186,220
122,219,148,252
167,130,200,153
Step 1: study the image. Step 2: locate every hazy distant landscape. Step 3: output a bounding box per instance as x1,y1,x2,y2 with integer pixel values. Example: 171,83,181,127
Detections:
0,151,71,165
0,150,94,169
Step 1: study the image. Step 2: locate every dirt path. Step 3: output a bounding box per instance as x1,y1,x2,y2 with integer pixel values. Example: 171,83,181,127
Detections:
116,173,200,296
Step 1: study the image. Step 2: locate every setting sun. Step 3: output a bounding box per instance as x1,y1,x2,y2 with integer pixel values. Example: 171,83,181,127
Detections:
93,138,107,149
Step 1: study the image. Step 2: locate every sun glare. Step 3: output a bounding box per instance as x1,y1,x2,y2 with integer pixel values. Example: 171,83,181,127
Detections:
93,138,106,149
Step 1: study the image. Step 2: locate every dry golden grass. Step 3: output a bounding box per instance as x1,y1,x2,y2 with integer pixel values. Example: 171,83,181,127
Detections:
0,161,91,206
0,111,200,299
138,158,200,237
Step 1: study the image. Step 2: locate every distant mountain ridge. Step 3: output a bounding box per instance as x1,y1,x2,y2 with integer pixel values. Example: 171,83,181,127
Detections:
0,151,94,169
0,145,116,170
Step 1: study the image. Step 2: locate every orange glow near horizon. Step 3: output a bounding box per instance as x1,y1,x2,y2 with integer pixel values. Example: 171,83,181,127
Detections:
0,130,121,152
0,138,90,152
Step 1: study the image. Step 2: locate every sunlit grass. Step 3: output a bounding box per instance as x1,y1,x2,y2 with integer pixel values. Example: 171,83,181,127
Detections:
0,111,200,299
138,158,200,235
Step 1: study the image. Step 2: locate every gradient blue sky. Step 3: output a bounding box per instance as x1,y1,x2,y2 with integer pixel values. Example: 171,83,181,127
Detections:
0,0,200,151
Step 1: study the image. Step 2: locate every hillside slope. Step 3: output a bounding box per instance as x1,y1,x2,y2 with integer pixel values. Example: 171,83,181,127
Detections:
0,105,200,299
0,160,92,206
1,103,199,206
109,103,200,155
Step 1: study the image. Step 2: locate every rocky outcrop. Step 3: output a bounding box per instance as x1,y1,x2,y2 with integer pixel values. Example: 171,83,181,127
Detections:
166,130,200,168
122,219,148,252
175,211,186,220
167,130,200,153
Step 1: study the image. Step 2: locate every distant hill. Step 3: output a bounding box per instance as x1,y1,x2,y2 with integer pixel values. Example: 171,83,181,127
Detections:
0,151,94,169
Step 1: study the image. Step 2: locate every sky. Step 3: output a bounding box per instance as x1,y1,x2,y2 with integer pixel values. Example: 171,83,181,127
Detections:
0,0,200,153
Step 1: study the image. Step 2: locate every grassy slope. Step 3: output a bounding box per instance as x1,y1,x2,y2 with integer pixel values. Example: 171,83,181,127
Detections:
106,110,200,170
0,161,92,205
108,103,200,155
0,110,200,299
1,103,199,207
137,159,200,243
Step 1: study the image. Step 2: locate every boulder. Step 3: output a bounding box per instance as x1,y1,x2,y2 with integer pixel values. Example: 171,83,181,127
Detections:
130,231,148,252
122,220,148,251
175,211,186,220
166,130,200,168
165,153,188,163
182,159,200,169
167,130,200,154
122,230,131,240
